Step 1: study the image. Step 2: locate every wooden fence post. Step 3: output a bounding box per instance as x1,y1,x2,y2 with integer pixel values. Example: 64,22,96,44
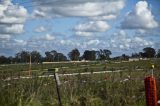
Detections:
48,68,62,106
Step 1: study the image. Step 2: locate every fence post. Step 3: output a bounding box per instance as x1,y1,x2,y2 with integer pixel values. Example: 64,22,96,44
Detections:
144,76,158,106
48,68,62,106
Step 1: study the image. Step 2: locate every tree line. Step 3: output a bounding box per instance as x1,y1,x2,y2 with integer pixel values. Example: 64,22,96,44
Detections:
0,47,160,64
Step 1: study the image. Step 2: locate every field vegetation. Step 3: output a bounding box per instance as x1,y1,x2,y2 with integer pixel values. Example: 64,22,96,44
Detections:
0,59,160,106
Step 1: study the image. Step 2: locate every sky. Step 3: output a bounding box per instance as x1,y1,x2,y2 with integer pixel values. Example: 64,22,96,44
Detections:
0,0,160,57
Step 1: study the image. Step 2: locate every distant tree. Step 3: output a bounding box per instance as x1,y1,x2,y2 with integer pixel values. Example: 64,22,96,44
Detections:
45,51,51,62
96,49,111,60
0,56,10,64
139,52,146,58
31,51,42,63
15,51,30,63
122,54,129,60
54,53,67,61
82,50,96,61
112,56,120,61
45,50,57,62
157,49,160,58
50,50,57,60
103,49,112,59
8,56,13,64
68,48,80,61
143,47,156,58
45,50,67,62
99,49,106,60
131,53,140,58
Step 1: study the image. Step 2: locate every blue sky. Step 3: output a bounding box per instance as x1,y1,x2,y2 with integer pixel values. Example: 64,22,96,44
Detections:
0,0,160,57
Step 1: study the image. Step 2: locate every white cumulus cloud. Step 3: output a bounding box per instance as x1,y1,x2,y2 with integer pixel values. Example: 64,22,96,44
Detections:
0,0,28,41
110,30,154,51
32,0,125,37
74,21,110,36
75,31,93,37
0,34,11,40
87,39,100,46
29,34,55,42
32,0,125,18
75,21,110,32
44,34,55,41
121,1,158,29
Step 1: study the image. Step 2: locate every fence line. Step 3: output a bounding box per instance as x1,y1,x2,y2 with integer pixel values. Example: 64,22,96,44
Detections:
1,69,147,81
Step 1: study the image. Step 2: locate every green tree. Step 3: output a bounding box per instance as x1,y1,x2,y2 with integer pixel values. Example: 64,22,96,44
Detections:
45,50,57,62
97,49,112,60
68,48,80,61
82,50,96,61
0,56,10,64
131,53,140,58
54,53,67,61
31,51,42,63
15,51,30,63
143,47,156,58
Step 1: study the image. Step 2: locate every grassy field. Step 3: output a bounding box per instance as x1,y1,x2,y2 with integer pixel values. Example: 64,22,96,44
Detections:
0,59,160,106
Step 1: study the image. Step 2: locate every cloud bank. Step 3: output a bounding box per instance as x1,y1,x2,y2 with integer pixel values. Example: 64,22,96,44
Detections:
121,1,158,29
